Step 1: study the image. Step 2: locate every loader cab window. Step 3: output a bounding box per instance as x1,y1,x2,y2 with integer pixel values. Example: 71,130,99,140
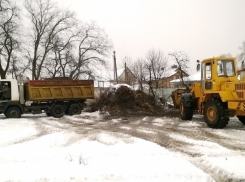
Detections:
217,60,235,77
0,81,11,100
205,62,212,80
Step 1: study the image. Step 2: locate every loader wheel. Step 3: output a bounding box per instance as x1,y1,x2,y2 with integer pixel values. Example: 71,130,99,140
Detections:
204,99,229,128
237,116,245,124
68,103,82,115
5,107,21,118
179,97,193,120
51,104,64,118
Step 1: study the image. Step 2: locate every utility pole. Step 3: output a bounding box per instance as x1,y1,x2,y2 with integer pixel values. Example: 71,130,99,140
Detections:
113,51,118,84
125,61,127,84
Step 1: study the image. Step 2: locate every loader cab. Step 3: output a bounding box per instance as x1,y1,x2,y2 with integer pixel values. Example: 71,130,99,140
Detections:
201,57,237,91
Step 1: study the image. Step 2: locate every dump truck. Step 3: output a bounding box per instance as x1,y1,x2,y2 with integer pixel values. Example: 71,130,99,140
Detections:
171,57,245,128
0,78,94,118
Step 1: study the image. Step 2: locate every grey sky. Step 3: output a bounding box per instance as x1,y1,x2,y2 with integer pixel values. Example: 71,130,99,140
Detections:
60,0,245,73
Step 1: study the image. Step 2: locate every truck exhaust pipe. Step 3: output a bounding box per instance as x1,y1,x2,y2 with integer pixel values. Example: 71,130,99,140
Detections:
19,84,25,105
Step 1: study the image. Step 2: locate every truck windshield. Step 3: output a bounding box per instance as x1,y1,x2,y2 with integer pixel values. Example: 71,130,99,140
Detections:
217,60,235,77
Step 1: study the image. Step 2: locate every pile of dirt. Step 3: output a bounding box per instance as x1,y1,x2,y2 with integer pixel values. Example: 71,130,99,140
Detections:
95,85,166,117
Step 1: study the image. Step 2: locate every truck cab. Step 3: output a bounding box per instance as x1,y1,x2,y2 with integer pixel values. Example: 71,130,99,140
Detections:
0,79,20,102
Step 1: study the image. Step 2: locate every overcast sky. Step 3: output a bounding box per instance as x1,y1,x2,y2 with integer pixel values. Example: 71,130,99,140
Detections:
59,0,245,73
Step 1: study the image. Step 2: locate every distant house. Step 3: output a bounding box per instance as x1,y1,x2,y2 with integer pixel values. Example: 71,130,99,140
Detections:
170,72,201,88
158,67,189,88
110,66,137,86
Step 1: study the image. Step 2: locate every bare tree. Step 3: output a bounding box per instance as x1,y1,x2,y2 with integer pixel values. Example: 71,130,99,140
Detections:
132,58,146,91
169,51,190,88
45,35,76,78
237,41,245,69
0,0,20,79
7,54,23,79
145,49,168,97
68,21,112,80
45,21,112,80
24,0,76,80
220,53,232,58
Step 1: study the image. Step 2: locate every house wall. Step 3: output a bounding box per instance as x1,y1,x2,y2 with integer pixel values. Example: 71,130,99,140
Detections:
159,72,188,88
116,68,137,85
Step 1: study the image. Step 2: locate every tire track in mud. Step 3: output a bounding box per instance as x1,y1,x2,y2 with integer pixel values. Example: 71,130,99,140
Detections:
82,115,245,182
5,113,244,181
0,117,49,147
36,114,245,155
0,115,85,148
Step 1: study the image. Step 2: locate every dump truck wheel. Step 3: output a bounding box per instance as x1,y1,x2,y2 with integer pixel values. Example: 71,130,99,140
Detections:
179,97,193,120
46,112,51,117
69,103,82,115
204,99,228,128
51,104,64,118
5,107,21,118
237,116,245,124
44,109,51,116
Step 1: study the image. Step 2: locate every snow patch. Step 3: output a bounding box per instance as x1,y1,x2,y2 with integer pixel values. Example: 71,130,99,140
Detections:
112,84,133,90
152,118,171,126
179,121,202,127
0,118,38,147
0,119,214,182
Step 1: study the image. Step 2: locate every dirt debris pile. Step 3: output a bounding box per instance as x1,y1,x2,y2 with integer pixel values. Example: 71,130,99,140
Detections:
95,85,165,117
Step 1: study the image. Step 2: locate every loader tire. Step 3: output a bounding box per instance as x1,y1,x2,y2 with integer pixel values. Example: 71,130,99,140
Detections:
179,97,193,120
237,116,245,124
51,104,64,118
204,99,229,129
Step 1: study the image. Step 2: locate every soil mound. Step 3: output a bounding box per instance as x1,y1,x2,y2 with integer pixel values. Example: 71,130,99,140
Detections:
95,85,165,117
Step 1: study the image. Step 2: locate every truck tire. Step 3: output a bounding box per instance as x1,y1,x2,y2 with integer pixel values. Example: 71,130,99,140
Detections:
237,116,245,124
51,104,64,118
204,99,229,128
69,103,82,115
5,107,21,118
46,112,51,117
179,97,193,120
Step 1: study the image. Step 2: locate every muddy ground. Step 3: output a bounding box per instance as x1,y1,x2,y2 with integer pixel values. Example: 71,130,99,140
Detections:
64,113,245,182
3,112,243,182
2,85,245,181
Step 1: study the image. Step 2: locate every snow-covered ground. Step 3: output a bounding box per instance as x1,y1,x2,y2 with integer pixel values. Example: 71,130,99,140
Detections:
0,112,245,181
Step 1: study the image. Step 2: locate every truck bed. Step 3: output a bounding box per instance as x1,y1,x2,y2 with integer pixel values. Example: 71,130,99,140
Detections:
24,80,94,101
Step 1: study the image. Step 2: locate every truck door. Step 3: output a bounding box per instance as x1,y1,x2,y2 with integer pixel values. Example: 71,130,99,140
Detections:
0,81,11,100
201,62,212,90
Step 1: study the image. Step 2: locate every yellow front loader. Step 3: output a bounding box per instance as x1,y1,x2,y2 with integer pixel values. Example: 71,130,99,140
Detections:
173,57,245,128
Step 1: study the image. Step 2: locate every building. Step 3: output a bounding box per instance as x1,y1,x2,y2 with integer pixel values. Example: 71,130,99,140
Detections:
158,67,189,88
170,71,201,88
110,66,137,86
93,66,137,98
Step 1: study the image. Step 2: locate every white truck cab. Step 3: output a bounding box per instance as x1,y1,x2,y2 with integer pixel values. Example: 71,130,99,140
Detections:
0,79,20,102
